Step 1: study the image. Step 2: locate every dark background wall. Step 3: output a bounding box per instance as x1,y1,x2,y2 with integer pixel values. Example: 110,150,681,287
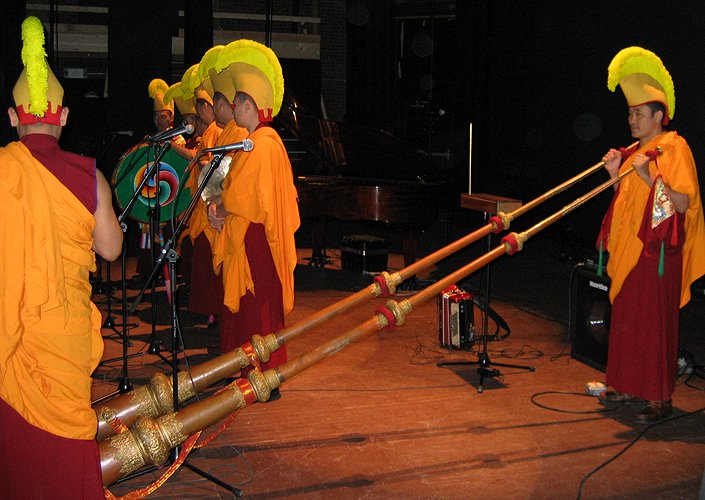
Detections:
471,1,705,249
345,1,705,251
3,1,705,253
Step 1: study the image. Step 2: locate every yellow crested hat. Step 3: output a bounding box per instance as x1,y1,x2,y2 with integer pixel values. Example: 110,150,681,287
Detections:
194,77,214,106
148,78,173,113
215,39,284,122
199,45,236,102
181,63,213,106
163,82,196,116
12,16,64,125
608,46,675,124
180,64,199,100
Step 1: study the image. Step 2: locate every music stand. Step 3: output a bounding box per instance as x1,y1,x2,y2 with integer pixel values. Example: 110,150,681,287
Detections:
437,193,535,392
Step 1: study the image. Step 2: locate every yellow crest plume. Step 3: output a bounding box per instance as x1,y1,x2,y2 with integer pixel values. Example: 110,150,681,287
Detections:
607,46,675,120
21,16,49,117
148,78,169,99
198,45,224,82
179,65,200,100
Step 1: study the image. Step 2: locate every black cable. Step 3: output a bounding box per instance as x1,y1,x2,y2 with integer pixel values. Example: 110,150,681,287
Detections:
530,391,618,415
575,405,705,500
684,365,705,391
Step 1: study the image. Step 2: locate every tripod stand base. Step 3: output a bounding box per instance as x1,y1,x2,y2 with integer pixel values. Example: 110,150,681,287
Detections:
170,446,243,497
182,461,243,497
437,356,535,393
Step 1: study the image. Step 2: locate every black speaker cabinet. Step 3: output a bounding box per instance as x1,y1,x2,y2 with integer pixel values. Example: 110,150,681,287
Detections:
569,265,612,372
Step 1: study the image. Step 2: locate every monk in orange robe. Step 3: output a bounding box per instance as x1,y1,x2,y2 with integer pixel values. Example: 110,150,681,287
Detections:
0,17,123,499
207,41,300,377
597,47,705,423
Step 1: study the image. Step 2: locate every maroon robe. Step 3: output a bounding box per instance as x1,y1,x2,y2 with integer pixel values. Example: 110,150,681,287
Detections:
219,222,288,370
605,180,685,401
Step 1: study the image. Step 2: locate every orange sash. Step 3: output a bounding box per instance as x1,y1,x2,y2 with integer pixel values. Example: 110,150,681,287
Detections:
182,121,223,241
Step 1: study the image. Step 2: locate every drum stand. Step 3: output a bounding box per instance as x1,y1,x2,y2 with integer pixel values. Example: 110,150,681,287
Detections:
98,257,139,344
95,132,137,343
92,257,120,341
131,141,173,364
144,205,171,364
95,223,141,398
131,149,243,496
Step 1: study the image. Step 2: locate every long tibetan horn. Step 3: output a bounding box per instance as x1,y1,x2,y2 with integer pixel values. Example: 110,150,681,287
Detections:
94,141,641,441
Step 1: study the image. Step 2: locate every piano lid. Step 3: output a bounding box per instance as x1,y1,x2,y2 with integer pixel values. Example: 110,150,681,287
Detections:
276,92,439,183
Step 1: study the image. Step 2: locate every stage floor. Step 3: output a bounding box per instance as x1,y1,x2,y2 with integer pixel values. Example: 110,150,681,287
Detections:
93,239,705,499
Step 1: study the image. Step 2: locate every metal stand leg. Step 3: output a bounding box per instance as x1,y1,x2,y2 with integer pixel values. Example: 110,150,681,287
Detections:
437,212,534,392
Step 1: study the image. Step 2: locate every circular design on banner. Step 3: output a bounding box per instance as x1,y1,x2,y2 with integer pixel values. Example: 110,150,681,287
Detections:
135,161,180,208
112,144,191,223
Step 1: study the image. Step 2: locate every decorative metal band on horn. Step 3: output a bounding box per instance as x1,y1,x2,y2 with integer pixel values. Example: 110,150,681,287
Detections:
95,348,251,441
100,370,279,485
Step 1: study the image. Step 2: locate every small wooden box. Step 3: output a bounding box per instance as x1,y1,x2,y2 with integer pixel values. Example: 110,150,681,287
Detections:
460,193,522,215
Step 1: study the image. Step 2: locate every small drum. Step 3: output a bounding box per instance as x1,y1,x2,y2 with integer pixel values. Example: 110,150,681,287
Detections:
112,143,192,223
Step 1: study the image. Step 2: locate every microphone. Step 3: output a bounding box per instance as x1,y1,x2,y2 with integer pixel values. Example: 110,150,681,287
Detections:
106,130,134,137
201,139,254,154
146,123,195,143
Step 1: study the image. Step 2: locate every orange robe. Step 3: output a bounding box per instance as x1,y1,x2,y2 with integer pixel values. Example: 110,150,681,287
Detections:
184,121,248,316
182,120,223,242
600,131,705,400
604,131,705,306
201,121,249,246
212,125,300,315
0,142,103,440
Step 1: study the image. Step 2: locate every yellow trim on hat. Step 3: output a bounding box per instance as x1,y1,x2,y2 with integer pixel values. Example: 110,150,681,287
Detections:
607,46,675,120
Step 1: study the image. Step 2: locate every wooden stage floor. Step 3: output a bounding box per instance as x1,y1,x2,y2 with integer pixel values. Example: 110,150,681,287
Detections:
93,240,705,499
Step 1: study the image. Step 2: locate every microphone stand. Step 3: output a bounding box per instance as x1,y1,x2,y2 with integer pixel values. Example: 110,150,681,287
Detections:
95,140,172,397
145,142,170,363
437,214,535,393
130,151,243,496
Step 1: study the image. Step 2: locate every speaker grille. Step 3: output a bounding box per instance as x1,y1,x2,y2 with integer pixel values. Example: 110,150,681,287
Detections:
569,265,611,372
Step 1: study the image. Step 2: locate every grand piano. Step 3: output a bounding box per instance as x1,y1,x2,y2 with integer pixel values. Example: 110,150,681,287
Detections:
276,92,444,269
